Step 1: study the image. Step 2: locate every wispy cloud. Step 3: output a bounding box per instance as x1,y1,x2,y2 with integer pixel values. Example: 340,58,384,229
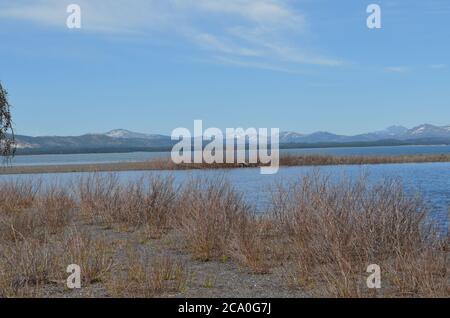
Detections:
0,0,342,71
384,66,410,73
212,56,299,74
173,0,304,30
190,32,260,57
430,64,447,69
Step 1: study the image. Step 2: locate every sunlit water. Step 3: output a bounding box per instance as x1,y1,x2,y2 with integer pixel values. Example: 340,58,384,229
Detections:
9,145,450,166
1,162,449,235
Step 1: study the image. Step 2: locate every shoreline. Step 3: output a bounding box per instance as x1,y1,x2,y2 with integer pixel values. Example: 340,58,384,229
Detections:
1,154,450,175
0,172,447,297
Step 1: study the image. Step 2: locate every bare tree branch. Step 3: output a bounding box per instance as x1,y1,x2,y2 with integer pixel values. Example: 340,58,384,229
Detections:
0,81,16,160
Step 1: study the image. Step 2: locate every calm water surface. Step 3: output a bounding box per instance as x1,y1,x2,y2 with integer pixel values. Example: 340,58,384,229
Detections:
9,145,450,166
1,161,449,234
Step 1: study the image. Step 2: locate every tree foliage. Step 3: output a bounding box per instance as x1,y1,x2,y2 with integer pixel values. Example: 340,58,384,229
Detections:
0,82,15,158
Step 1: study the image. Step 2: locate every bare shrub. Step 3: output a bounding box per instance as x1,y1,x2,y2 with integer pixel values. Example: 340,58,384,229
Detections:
0,238,55,297
107,247,187,297
229,214,272,274
114,176,177,236
0,180,42,242
0,210,37,243
76,173,122,226
174,178,250,261
0,181,74,242
385,243,449,297
59,227,114,285
0,179,39,215
76,174,177,235
271,172,448,297
34,185,75,234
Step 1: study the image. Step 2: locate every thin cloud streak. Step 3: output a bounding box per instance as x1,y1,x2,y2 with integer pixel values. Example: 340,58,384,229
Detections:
0,0,342,70
384,66,410,73
212,56,300,74
430,64,447,69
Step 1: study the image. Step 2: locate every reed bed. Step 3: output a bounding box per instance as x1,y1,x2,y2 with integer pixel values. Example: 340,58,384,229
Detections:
269,173,448,297
0,173,448,297
1,153,450,175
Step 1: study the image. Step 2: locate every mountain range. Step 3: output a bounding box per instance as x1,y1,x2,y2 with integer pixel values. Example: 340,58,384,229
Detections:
13,124,450,155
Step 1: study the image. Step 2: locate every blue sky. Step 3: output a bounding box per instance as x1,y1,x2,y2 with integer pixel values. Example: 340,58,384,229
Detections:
0,0,449,136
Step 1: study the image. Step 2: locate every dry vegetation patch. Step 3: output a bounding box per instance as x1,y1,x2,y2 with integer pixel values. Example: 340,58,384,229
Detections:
0,172,448,298
2,153,450,175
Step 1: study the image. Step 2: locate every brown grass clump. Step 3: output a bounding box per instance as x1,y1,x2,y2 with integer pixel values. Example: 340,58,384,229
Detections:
0,238,56,297
76,174,176,236
0,179,39,214
0,181,74,242
229,214,273,274
271,172,448,297
76,173,122,226
0,180,40,242
0,209,38,243
173,178,251,262
34,186,75,235
0,182,75,241
58,227,114,285
106,247,187,297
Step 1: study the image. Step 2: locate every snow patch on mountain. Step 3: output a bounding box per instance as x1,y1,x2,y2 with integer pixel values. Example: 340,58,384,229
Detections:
105,129,165,140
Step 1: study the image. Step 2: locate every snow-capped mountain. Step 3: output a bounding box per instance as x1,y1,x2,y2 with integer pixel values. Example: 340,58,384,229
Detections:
12,123,450,154
105,129,167,140
279,124,450,143
277,131,305,143
374,125,409,137
14,141,38,149
403,124,450,139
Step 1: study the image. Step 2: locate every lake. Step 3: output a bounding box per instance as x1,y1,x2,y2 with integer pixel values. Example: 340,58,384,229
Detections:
9,145,450,167
1,160,449,235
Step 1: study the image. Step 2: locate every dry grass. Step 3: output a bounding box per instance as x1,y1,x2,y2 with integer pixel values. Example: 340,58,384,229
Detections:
34,186,75,234
0,238,56,297
173,178,251,261
0,172,448,298
106,246,187,297
229,215,273,274
270,172,448,297
385,246,449,297
58,227,114,285
0,228,115,297
0,181,74,242
0,179,38,214
1,153,450,175
279,153,450,166
76,174,177,237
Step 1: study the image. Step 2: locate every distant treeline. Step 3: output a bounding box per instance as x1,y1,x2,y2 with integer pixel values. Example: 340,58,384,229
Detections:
14,138,450,156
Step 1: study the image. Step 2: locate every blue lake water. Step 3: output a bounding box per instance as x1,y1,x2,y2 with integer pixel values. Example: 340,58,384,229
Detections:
1,161,449,235
9,145,450,166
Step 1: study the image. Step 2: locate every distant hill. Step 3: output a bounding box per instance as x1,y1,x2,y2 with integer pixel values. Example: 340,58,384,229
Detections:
277,124,450,144
14,131,175,154
13,124,450,155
